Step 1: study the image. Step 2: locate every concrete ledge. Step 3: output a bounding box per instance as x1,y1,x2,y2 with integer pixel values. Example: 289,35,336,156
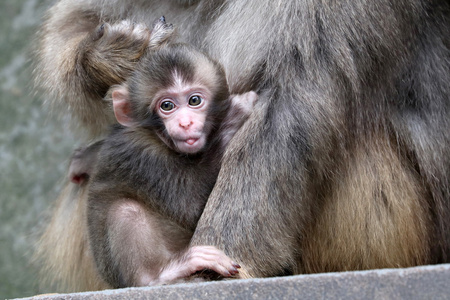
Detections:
24,264,450,299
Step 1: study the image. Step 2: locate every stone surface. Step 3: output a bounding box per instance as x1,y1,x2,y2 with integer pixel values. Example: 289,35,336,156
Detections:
21,264,450,300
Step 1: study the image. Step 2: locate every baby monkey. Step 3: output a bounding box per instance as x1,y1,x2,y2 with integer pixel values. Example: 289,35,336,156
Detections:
82,18,258,288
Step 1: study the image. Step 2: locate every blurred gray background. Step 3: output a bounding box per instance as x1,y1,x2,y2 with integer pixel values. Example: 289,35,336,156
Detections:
0,0,76,298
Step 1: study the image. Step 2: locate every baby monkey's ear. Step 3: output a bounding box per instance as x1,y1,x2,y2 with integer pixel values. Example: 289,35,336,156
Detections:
109,84,133,127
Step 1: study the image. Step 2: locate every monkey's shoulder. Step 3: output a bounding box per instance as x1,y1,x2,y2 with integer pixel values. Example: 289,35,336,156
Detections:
94,126,212,184
96,126,165,172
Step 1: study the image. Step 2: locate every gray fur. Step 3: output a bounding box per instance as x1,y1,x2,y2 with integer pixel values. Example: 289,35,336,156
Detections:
33,0,450,290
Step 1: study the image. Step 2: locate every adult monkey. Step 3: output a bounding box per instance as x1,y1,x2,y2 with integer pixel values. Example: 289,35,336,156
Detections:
34,0,450,292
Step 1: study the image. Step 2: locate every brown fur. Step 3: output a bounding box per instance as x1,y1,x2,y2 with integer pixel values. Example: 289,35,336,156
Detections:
303,137,431,272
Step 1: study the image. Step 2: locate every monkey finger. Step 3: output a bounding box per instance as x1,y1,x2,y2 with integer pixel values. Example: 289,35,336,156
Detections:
112,20,151,39
187,256,238,277
186,246,240,276
95,23,107,40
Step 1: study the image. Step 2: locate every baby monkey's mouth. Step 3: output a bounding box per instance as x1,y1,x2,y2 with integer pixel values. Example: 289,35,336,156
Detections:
185,138,199,145
173,135,206,154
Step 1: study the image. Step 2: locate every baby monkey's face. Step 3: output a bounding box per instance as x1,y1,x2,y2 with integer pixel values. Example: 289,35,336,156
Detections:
154,82,213,154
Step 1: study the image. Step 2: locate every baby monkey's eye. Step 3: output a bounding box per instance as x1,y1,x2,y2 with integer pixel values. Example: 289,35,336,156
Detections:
189,95,202,106
160,101,175,111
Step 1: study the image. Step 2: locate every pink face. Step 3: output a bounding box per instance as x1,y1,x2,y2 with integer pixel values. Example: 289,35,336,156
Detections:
155,83,211,154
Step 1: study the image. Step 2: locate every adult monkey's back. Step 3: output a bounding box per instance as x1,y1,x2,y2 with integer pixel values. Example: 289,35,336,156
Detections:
34,0,450,291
